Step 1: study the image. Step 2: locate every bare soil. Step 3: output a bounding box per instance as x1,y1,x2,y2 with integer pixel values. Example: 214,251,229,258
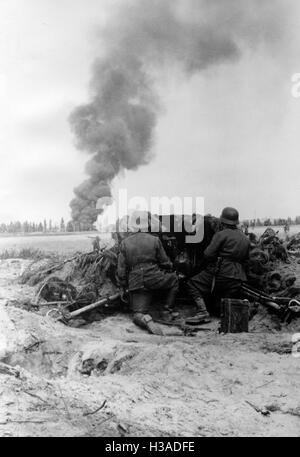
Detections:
0,259,299,437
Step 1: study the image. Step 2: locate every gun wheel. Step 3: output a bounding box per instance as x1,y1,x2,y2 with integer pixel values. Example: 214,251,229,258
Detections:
46,308,64,320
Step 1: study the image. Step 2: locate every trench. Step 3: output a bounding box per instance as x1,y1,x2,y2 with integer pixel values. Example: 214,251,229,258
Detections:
1,323,139,381
2,340,73,379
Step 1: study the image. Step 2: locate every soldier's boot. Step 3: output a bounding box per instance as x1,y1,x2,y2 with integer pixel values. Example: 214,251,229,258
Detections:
164,286,178,310
162,286,179,321
133,313,164,336
185,298,211,325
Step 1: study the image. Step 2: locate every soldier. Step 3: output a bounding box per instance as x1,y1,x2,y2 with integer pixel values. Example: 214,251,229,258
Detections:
92,235,101,253
117,211,178,335
186,207,250,323
284,223,290,241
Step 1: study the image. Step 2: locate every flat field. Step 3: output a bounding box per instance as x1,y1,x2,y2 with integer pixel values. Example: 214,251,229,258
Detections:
0,233,98,254
0,225,299,255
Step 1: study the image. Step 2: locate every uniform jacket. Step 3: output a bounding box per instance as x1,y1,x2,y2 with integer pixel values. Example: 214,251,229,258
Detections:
203,227,250,281
117,232,174,291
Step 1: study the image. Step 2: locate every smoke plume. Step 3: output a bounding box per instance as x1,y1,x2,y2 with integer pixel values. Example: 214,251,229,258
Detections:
69,0,285,226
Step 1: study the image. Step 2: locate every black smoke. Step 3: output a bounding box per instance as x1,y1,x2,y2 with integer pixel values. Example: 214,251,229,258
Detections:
69,0,286,226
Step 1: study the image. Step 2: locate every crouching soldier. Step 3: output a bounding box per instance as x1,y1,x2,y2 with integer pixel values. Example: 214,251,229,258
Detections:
186,207,250,324
117,212,178,335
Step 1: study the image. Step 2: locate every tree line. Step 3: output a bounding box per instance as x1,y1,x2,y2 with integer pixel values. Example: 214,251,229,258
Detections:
0,219,95,234
1,215,300,235
242,216,300,227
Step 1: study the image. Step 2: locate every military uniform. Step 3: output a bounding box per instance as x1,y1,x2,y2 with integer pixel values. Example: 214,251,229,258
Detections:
188,227,250,306
118,231,178,318
92,237,100,253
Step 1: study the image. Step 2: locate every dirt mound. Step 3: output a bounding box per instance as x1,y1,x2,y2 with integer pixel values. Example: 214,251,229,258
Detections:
1,302,300,437
1,258,300,437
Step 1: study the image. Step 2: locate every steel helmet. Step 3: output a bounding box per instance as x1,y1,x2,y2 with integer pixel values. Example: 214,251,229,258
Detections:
220,207,239,226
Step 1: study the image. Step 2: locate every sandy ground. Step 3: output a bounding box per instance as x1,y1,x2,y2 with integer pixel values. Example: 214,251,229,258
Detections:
0,259,299,437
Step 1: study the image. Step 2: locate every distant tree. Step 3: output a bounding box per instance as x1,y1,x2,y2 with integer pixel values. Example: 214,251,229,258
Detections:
264,218,271,226
15,221,22,233
60,218,65,232
38,222,43,232
43,219,47,232
66,221,74,232
22,221,30,233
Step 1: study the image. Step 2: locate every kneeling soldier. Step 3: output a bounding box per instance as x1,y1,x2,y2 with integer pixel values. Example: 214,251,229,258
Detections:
117,212,178,335
186,207,250,324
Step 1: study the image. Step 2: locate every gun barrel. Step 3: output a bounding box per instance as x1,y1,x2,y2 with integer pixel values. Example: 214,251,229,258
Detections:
67,293,120,320
242,285,270,301
271,296,292,304
241,285,283,311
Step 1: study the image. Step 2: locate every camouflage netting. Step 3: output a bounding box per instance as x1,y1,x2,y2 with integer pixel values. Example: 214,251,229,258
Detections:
287,232,300,253
20,246,120,307
247,229,300,300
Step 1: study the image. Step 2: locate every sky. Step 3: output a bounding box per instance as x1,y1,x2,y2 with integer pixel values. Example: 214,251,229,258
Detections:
0,0,300,224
